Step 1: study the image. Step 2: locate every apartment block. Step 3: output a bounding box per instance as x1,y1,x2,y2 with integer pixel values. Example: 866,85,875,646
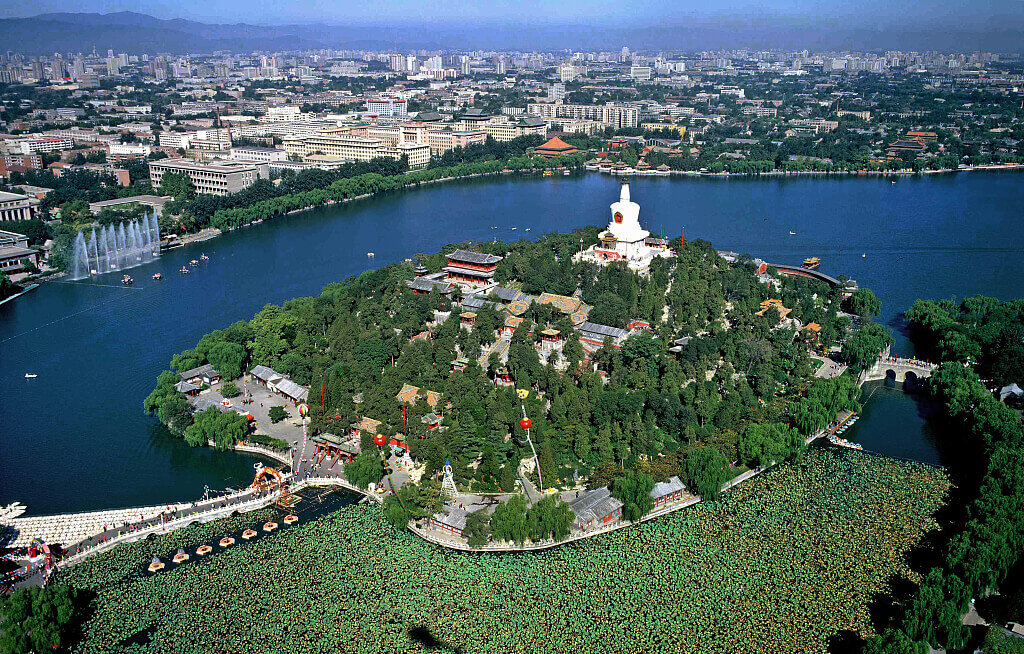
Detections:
148,159,263,196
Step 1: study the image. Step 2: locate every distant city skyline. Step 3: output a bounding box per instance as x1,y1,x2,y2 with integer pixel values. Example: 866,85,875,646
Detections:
0,0,1020,33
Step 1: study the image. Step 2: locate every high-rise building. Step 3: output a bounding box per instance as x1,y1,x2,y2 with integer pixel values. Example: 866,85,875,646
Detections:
558,64,579,82
366,98,408,118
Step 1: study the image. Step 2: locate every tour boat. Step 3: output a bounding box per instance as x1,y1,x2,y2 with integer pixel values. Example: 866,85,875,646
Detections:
24,373,37,379
262,521,278,532
147,557,165,572
241,529,257,540
283,514,298,525
189,259,199,266
218,537,234,547
802,257,820,269
152,273,162,280
196,545,213,556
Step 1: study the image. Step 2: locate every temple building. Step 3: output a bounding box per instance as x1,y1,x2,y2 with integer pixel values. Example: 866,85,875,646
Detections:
444,249,503,287
533,136,579,159
575,182,674,273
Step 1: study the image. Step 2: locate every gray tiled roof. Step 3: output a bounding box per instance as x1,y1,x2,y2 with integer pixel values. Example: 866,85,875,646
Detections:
488,286,524,302
447,248,503,265
405,277,455,293
570,487,624,526
461,295,501,311
433,506,468,531
250,364,279,381
274,378,309,402
579,322,629,341
179,363,218,380
650,476,686,500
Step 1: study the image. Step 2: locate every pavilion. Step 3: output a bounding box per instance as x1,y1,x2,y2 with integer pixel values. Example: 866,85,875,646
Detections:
534,136,579,159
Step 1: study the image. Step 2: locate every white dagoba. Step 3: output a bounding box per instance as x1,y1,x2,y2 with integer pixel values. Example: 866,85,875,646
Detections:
576,181,673,273
602,182,650,260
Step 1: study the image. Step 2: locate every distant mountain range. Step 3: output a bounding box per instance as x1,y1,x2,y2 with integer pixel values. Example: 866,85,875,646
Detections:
1,11,1022,55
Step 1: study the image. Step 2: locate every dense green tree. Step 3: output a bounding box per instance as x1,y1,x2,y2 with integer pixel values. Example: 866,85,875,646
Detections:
0,584,81,654
463,508,493,547
344,452,384,490
841,322,894,372
682,446,728,500
861,629,928,654
268,405,289,423
844,288,882,318
739,422,803,467
490,493,529,545
526,495,576,541
612,470,656,521
184,407,248,449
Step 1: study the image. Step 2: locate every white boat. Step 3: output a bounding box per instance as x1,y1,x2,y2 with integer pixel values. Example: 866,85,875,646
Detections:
24,373,37,379
0,502,27,521
525,228,531,232
511,227,517,231
367,252,375,257
788,231,797,235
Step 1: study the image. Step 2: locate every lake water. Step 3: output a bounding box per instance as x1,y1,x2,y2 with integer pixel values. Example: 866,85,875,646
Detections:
2,171,1021,514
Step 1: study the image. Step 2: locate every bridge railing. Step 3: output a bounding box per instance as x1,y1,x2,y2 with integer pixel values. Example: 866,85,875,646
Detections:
57,490,278,568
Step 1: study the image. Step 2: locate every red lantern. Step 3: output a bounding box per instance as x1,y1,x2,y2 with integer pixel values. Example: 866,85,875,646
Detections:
373,433,387,447
519,418,532,430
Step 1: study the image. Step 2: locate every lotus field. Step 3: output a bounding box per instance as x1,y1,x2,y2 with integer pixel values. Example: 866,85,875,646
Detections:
64,450,949,654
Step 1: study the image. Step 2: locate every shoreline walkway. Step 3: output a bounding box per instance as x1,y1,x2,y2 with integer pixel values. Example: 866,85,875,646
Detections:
6,420,850,578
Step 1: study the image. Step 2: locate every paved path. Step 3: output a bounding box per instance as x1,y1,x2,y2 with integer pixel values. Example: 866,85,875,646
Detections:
5,502,195,548
813,355,846,379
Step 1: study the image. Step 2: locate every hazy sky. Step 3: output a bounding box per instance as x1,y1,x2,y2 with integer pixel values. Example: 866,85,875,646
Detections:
2,0,1020,29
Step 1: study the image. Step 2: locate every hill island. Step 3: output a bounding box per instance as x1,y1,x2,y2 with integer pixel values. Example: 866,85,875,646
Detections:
142,181,899,548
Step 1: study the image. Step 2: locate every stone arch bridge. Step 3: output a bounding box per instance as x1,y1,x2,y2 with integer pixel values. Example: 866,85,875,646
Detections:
859,357,937,384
